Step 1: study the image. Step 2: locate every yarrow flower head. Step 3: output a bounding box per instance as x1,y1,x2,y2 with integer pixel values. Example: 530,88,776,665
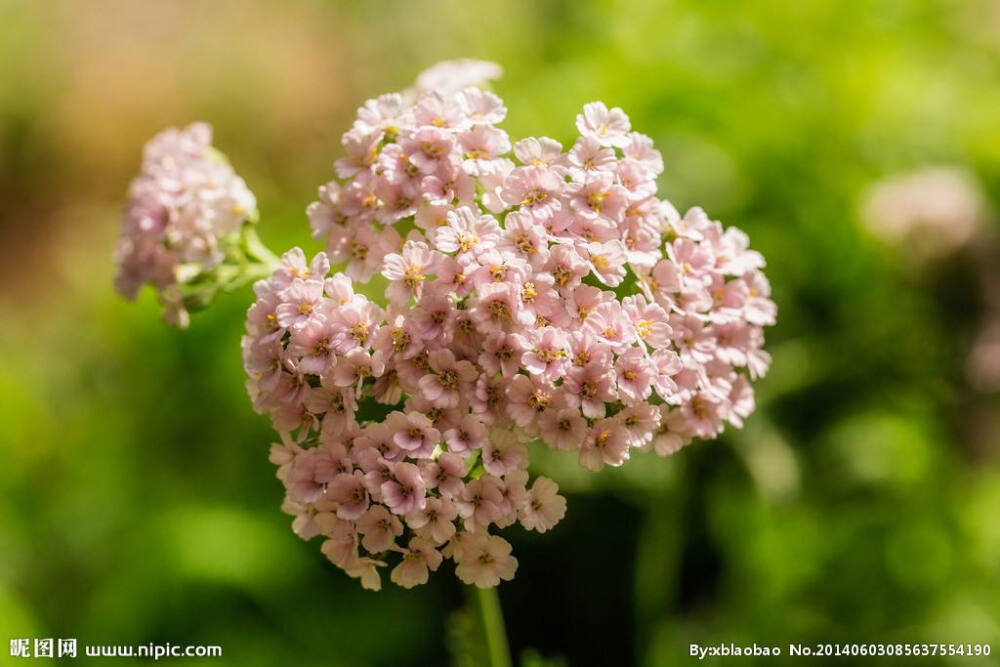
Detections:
114,122,264,327
244,60,776,590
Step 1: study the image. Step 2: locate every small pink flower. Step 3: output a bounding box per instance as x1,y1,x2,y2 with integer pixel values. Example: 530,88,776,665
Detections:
353,422,403,463
467,248,529,290
621,132,663,176
705,274,749,324
443,414,488,454
651,406,694,456
726,375,755,428
612,350,652,404
481,430,528,477
567,136,617,177
434,255,475,297
345,558,385,592
579,418,631,471
648,258,682,305
417,349,478,408
456,476,506,527
335,128,380,178
381,462,427,515
339,225,401,283
400,127,456,174
478,159,516,213
585,240,628,287
327,274,357,307
454,533,518,588
619,401,661,447
357,505,404,553
680,393,726,440
521,326,570,381
378,143,425,188
499,210,550,266
435,207,501,255
286,444,345,502
353,92,406,135
583,301,635,352
506,374,559,427
376,308,421,359
520,275,563,327
471,375,509,421
501,166,564,221
412,290,456,341
382,240,441,305
500,470,529,524
616,159,657,201
275,248,331,286
744,271,777,326
568,285,612,322
422,170,476,207
420,451,468,497
359,454,393,499
622,214,662,268
538,407,588,451
650,348,683,400
513,137,565,170
407,496,459,544
459,125,512,174
387,411,441,458
339,170,380,220
307,382,360,441
319,516,360,567
575,101,631,148
327,471,370,520
569,172,627,222
456,87,507,125
375,180,421,225
276,279,326,330
269,440,296,480
332,348,386,395
671,314,717,364
672,237,713,281
546,244,590,292
390,537,443,588
330,299,383,353
518,477,566,533
710,322,754,367
286,320,338,375
622,294,672,349
471,282,521,333
567,330,613,369
480,332,527,377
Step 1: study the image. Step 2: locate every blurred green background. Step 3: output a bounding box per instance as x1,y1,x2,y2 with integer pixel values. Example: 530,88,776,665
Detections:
1,0,998,665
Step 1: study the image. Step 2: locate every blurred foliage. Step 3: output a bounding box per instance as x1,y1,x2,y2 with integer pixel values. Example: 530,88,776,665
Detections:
1,0,999,665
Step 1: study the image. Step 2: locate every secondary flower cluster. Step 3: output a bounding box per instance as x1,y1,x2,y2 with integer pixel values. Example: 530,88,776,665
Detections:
242,63,776,590
113,122,258,327
861,165,988,263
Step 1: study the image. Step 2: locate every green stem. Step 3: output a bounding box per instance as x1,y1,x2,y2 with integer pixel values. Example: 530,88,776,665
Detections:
222,261,277,292
476,586,512,667
243,226,282,271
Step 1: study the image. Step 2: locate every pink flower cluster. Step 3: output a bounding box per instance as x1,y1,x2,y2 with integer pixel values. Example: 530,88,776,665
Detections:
245,248,562,589
243,65,775,590
114,122,257,327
